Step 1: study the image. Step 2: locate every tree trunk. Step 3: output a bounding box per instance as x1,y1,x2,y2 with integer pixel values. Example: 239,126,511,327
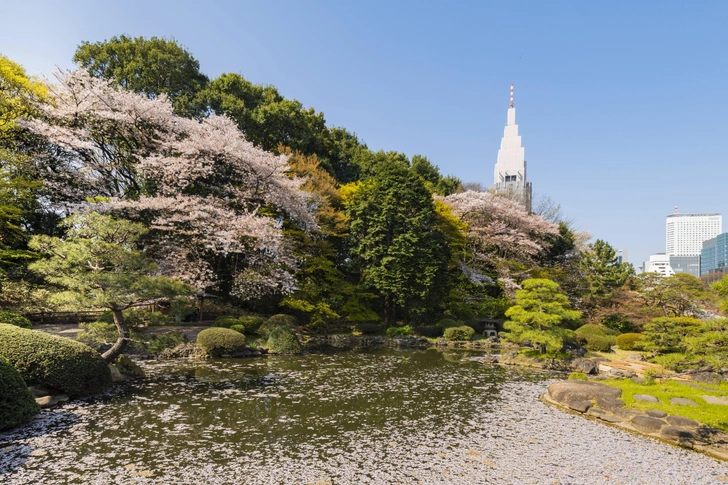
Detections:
101,307,130,363
384,294,395,326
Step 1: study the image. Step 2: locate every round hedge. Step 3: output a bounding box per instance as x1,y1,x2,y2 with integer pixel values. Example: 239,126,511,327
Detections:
0,324,111,398
443,325,475,341
229,324,246,334
0,355,40,430
238,316,265,334
0,310,32,329
213,315,240,329
196,327,247,357
436,318,459,329
616,333,644,351
258,314,298,337
266,326,302,355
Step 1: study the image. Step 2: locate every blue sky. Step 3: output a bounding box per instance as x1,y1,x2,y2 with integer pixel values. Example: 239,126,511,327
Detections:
2,0,728,267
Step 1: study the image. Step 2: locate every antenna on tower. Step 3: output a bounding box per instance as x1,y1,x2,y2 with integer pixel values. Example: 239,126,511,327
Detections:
675,206,679,214
510,84,514,107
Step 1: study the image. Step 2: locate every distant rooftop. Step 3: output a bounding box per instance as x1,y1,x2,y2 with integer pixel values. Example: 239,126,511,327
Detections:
666,213,721,218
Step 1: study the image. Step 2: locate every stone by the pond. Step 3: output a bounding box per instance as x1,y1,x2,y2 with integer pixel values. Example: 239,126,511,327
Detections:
631,415,666,434
634,393,659,403
661,425,697,443
35,394,69,409
28,386,51,398
546,380,621,413
571,358,599,375
115,355,145,378
645,409,668,418
666,415,700,428
670,397,698,407
626,354,646,362
692,372,725,384
108,364,125,383
586,407,623,423
702,395,728,406
566,399,592,413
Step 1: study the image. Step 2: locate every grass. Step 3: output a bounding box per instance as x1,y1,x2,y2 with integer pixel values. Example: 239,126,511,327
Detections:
603,378,728,432
584,348,650,362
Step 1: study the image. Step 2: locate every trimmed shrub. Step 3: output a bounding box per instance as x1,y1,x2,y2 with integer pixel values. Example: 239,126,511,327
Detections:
196,327,247,357
413,325,443,338
214,315,240,329
0,355,40,430
355,322,384,335
238,316,265,334
616,333,645,351
0,324,111,397
258,314,298,337
464,319,486,333
583,334,615,352
600,314,635,334
266,326,302,354
0,310,31,329
443,325,475,341
568,372,588,381
436,318,459,329
230,324,246,334
386,326,412,337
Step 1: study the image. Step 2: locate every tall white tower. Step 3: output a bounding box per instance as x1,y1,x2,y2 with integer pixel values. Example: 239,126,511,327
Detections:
492,84,532,211
666,211,722,256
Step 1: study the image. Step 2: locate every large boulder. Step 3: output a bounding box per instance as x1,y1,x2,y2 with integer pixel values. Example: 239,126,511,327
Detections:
546,380,624,413
571,358,599,375
0,356,40,430
0,324,111,398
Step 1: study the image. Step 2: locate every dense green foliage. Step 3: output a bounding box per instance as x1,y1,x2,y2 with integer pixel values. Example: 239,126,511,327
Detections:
259,314,298,337
229,324,246,334
615,333,645,351
0,310,31,328
443,325,475,341
386,326,412,337
265,326,303,354
196,327,247,357
0,324,111,397
0,355,39,430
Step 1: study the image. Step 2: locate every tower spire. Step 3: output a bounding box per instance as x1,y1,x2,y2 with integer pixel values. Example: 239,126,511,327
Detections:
510,83,514,107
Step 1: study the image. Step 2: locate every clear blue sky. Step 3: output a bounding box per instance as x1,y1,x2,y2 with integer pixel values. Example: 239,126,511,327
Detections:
3,0,728,267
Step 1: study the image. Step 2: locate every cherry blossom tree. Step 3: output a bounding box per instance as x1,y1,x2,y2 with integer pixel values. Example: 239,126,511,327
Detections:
23,69,315,298
443,191,559,293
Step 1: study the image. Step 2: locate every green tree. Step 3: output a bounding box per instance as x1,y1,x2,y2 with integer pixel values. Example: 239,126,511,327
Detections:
347,161,450,323
711,275,728,314
503,278,582,355
635,272,713,317
29,212,192,362
578,239,633,306
73,35,209,116
643,316,703,354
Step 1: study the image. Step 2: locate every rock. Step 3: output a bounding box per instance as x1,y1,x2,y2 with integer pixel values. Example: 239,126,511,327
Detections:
626,354,646,362
28,385,51,398
630,377,644,384
587,408,624,423
571,358,599,375
630,415,666,433
36,394,69,409
482,355,498,364
613,408,642,420
603,367,637,379
108,364,126,383
670,397,698,407
702,395,728,405
547,380,623,413
633,393,659,403
645,409,668,418
660,426,697,443
692,372,725,384
115,355,146,378
665,415,699,428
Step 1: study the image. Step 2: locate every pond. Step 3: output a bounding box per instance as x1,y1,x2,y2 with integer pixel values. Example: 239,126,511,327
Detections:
2,349,728,484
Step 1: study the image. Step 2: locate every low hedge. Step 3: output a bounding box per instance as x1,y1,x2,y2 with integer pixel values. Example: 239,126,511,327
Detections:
214,315,240,329
0,310,32,329
196,327,247,357
0,355,40,430
258,314,298,337
583,334,615,352
0,324,111,397
443,325,475,341
266,326,302,354
616,333,645,351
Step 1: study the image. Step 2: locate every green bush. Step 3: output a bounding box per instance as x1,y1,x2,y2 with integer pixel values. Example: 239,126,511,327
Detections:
600,314,635,334
583,334,615,352
443,325,475,341
386,325,412,337
413,325,443,338
238,315,265,333
230,324,246,334
196,327,247,357
464,319,486,333
258,314,298,337
616,333,644,351
214,315,240,329
355,322,384,335
0,324,111,397
568,372,588,381
436,318,459,329
0,355,40,431
266,326,302,354
651,352,691,372
575,324,615,339
0,310,32,329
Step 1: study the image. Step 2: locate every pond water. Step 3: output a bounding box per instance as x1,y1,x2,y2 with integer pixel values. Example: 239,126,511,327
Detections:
2,349,728,484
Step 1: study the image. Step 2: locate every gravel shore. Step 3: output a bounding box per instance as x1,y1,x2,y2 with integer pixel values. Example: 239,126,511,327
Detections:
1,354,727,484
